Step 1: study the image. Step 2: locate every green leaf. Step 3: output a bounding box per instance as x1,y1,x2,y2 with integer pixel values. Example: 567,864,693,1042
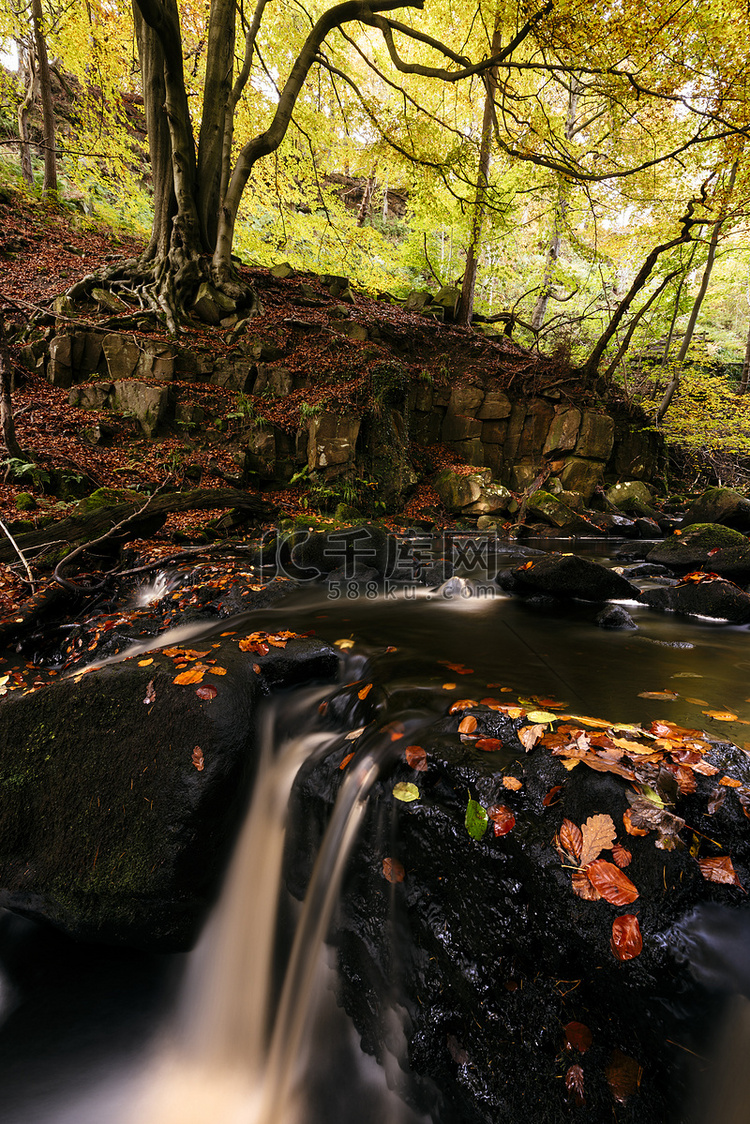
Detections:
465,797,489,840
393,781,420,803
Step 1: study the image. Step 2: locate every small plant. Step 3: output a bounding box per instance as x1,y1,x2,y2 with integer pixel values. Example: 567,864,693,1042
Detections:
2,458,51,489
227,394,264,423
299,402,321,422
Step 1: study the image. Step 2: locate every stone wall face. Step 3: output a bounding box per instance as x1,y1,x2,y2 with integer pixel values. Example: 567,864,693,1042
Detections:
48,328,665,506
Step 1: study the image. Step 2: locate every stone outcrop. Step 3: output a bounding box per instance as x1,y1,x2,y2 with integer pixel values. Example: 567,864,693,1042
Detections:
646,523,747,570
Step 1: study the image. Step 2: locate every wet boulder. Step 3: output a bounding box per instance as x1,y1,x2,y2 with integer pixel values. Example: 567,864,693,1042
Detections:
0,634,338,950
596,604,637,629
681,487,750,532
640,576,750,623
647,523,747,571
510,553,640,602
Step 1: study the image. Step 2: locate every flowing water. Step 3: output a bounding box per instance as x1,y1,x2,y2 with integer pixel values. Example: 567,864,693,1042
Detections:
2,567,750,1122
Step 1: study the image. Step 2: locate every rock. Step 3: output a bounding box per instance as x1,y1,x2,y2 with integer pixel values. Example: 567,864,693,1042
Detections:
442,413,482,442
91,287,128,313
512,553,640,601
621,562,672,579
191,282,237,324
647,523,747,570
111,380,170,438
681,487,750,532
575,411,615,459
477,390,512,420
68,382,113,411
404,290,432,312
596,604,637,629
509,463,541,492
635,517,661,538
359,409,417,508
286,523,390,579
433,285,461,319
558,456,604,500
640,577,750,622
210,355,253,392
447,386,484,416
307,412,360,473
613,425,665,479
433,469,489,512
606,480,654,511
334,503,363,523
476,516,498,531
269,262,294,279
694,544,750,582
0,635,337,949
79,423,114,447
340,322,369,341
543,407,581,455
102,333,140,380
463,483,512,516
237,423,276,481
47,335,74,387
525,490,586,529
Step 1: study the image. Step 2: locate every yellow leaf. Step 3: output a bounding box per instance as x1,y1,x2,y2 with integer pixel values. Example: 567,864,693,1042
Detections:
526,710,557,724
137,658,153,667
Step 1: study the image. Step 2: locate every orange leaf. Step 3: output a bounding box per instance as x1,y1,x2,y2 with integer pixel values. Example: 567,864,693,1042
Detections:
571,868,601,901
477,737,503,752
518,724,545,752
502,776,523,791
542,784,563,807
405,745,428,771
358,683,373,700
382,857,405,883
138,658,153,667
638,690,679,700
586,859,639,905
697,855,744,889
441,661,474,675
458,715,478,734
209,666,228,676
719,776,742,787
174,666,206,685
623,808,649,836
564,1022,593,1054
611,914,642,961
441,682,457,690
192,746,204,771
579,813,617,867
449,699,478,713
606,1050,642,1103
559,819,583,861
612,843,632,868
703,710,738,722
339,752,354,770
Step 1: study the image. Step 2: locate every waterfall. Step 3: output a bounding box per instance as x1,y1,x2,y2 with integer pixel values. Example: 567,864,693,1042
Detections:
127,683,410,1124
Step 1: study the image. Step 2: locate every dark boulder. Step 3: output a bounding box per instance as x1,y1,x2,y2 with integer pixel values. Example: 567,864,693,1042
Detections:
694,544,750,583
647,523,747,571
596,604,637,629
511,553,639,602
0,633,338,949
681,487,750,532
640,577,750,623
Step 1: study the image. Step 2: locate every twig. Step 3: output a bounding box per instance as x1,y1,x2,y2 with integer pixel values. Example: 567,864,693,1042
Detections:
0,518,35,591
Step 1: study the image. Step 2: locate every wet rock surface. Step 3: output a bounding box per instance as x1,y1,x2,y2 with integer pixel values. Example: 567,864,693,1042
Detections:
505,553,640,602
290,681,750,1124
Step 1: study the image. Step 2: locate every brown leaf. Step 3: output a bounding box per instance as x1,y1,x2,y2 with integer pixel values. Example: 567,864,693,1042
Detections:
339,752,354,770
542,784,563,807
623,808,649,837
487,805,516,836
586,860,639,905
196,685,218,701
697,855,744,889
565,1064,585,1107
571,868,601,901
518,723,545,752
449,699,478,713
606,1050,642,1104
382,857,405,883
564,1021,593,1054
143,679,156,705
192,746,204,771
719,776,742,787
611,914,642,961
477,737,503,752
559,819,583,862
638,690,679,700
707,788,726,815
579,813,617,867
458,715,478,734
405,744,428,771
502,776,523,791
612,843,632,868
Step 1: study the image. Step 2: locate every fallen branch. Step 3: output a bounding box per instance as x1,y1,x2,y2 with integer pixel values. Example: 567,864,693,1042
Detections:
0,518,35,591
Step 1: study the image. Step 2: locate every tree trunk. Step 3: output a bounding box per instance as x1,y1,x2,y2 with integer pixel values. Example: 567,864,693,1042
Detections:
17,43,36,187
133,2,176,262
661,242,698,365
530,79,580,333
456,18,503,328
31,0,57,197
737,318,750,395
0,337,25,463
196,0,236,251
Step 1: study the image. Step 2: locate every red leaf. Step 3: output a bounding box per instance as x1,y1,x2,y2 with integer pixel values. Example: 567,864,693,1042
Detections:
487,805,516,836
405,745,428,771
611,914,642,961
697,855,744,889
571,869,601,901
612,843,632,868
586,860,639,905
559,819,583,861
565,1064,585,1107
382,857,405,883
542,784,563,807
476,737,503,752
564,1022,593,1054
196,685,218,700
623,808,649,837
191,746,204,771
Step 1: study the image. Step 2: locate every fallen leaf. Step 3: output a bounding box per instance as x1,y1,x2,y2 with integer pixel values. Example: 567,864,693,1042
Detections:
405,745,428,771
458,715,478,734
196,685,218,701
174,666,207,686
623,808,649,836
442,682,457,691
441,661,474,675
697,855,744,889
209,666,227,676
638,690,679,700
335,638,355,649
487,804,515,836
192,746,204,771
476,737,503,752
612,843,632,868
143,680,156,705
684,697,709,706
138,658,153,667
382,857,405,883
558,819,583,862
525,710,557,724
703,710,739,722
571,868,601,901
606,1050,642,1104
345,727,366,741
580,813,617,867
465,797,489,840
707,788,726,815
358,683,373,700
611,914,642,961
564,1022,592,1054
518,724,545,751
565,1064,585,1108
393,782,420,803
720,776,742,787
586,860,639,905
502,776,523,790
542,784,563,807
449,699,478,713
339,752,354,770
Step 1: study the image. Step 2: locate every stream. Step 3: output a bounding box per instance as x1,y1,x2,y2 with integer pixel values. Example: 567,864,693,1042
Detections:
1,544,750,1123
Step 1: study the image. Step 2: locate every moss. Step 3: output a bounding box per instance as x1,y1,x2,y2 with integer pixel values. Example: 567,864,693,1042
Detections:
74,486,141,515
14,491,36,511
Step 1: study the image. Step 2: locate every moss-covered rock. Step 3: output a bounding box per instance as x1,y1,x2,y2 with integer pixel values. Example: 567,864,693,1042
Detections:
681,487,750,532
647,523,747,570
